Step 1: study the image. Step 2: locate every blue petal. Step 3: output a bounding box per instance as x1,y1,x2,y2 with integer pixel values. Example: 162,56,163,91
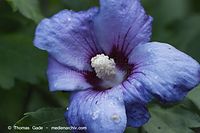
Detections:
34,8,101,71
122,79,152,104
124,42,200,103
94,0,152,55
126,103,150,127
47,56,91,91
66,86,127,133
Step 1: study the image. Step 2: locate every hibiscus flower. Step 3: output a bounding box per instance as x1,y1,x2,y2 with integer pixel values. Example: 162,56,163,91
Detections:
34,0,200,132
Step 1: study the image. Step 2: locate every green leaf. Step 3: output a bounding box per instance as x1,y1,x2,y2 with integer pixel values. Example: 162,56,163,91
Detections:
15,108,67,133
188,85,200,110
16,108,66,126
143,105,200,133
6,0,43,23
0,33,47,89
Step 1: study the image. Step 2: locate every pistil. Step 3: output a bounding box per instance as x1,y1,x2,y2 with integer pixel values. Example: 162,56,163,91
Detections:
91,54,116,81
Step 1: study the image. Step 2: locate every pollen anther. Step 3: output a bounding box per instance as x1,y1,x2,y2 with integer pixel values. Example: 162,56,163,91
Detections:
91,54,116,80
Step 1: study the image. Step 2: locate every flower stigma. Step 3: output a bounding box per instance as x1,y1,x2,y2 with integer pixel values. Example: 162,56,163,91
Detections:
91,54,125,90
91,54,116,80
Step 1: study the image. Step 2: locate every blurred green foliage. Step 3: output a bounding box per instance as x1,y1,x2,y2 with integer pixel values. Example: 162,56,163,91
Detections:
0,0,200,133
15,108,66,133
6,0,43,23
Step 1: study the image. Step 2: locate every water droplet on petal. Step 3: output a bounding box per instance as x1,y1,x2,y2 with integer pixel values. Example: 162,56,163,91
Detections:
117,97,122,101
154,76,159,79
111,113,121,123
109,102,115,106
91,111,100,120
66,107,69,111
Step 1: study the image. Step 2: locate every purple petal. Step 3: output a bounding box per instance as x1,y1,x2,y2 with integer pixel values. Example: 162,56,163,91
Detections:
47,56,91,91
94,0,152,55
66,86,127,133
34,8,101,71
125,42,200,103
126,103,150,127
